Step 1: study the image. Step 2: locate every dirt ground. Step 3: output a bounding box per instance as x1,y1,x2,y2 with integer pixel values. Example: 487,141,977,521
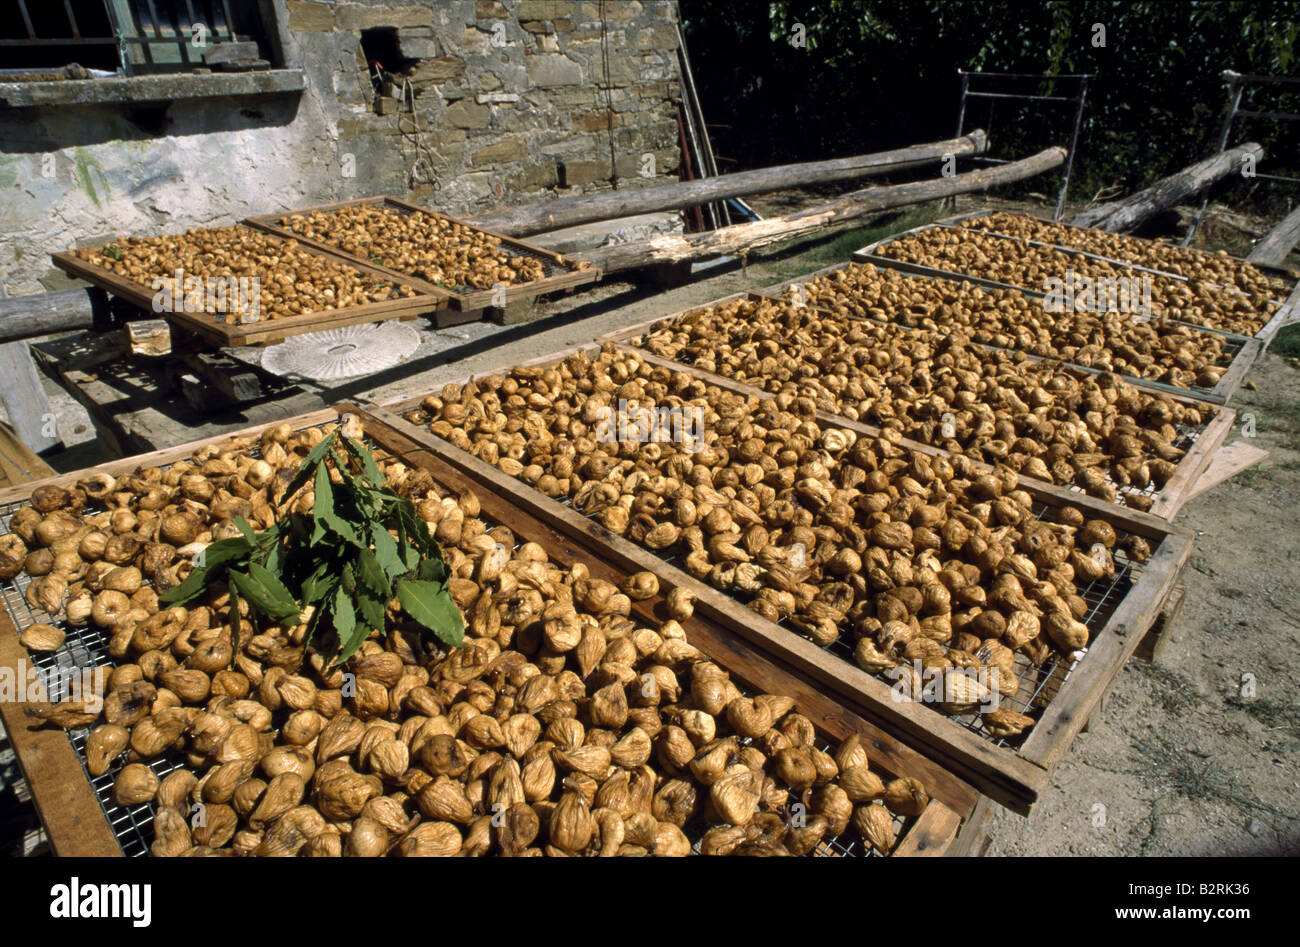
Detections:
4,195,1298,857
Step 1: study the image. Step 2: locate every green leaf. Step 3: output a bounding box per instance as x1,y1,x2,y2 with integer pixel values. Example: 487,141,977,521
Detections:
228,583,243,659
370,522,403,578
234,515,257,543
356,547,391,599
332,584,356,644
416,556,448,584
227,570,274,620
397,578,465,647
278,430,337,505
158,563,211,606
354,586,388,636
300,559,338,604
340,434,384,487
313,461,360,545
247,562,301,623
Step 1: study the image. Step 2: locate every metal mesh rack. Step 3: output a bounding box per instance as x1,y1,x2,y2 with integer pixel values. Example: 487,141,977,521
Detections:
1,502,192,858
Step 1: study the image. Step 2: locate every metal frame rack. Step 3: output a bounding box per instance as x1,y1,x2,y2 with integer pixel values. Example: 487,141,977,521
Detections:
954,70,1093,221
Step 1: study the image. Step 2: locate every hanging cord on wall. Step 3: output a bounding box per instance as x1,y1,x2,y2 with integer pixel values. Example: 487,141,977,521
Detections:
600,0,619,189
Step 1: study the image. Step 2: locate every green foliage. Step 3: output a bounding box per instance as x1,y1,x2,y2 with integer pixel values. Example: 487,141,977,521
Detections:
160,429,465,667
682,1,1300,216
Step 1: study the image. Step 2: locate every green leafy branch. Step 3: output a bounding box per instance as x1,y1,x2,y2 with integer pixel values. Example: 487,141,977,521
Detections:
159,427,465,667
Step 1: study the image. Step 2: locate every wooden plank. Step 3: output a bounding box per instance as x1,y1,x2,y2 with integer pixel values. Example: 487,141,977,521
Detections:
1134,584,1185,663
1148,408,1236,520
945,794,996,857
0,422,55,489
245,196,600,313
361,402,1052,812
0,608,120,857
1018,532,1193,771
0,342,59,454
351,406,982,821
1182,440,1271,502
891,800,962,857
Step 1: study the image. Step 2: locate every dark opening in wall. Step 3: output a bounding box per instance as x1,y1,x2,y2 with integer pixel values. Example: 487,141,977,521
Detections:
359,28,415,76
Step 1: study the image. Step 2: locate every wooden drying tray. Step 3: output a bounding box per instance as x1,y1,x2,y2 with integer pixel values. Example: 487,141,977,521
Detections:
599,291,1235,522
244,196,601,312
0,404,978,857
378,353,1195,814
760,257,1261,406
51,234,440,348
940,208,1300,328
853,221,1280,358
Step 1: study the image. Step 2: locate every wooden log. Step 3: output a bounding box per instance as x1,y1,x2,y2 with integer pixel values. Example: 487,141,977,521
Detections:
573,147,1067,277
466,132,990,237
1072,143,1264,233
1248,204,1300,266
0,287,106,343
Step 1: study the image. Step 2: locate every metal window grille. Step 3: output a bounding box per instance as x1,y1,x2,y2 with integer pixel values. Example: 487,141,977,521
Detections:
954,70,1093,221
0,0,268,76
1182,70,1300,246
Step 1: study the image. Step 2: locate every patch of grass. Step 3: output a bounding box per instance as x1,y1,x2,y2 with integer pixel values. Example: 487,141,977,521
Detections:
1269,323,1300,360
1249,397,1300,435
1225,695,1300,731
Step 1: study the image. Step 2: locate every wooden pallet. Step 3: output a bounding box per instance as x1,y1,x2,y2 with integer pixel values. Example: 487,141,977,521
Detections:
0,404,974,857
51,237,441,348
378,366,1195,814
787,252,1262,407
245,196,601,312
598,291,1234,522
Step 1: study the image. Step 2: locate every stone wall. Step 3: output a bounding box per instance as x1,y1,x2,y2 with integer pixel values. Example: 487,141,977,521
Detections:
0,0,683,296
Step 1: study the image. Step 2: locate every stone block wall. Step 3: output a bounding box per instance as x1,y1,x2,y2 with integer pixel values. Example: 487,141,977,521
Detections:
0,0,683,296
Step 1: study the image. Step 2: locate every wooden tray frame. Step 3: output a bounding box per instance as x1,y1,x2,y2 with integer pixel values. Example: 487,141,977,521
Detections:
599,291,1234,521
759,258,1262,406
51,236,441,348
245,196,601,311
0,405,974,857
853,218,1288,352
380,355,1195,813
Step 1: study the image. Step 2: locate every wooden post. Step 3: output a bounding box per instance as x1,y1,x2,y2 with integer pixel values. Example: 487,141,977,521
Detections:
0,342,59,454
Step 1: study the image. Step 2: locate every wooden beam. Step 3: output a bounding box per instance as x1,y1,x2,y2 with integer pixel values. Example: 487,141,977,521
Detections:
1071,142,1264,233
1248,204,1300,266
572,147,1067,277
465,132,990,237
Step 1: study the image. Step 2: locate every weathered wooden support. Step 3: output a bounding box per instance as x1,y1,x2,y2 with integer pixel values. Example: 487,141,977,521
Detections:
1072,142,1264,233
573,147,1067,277
1248,204,1300,266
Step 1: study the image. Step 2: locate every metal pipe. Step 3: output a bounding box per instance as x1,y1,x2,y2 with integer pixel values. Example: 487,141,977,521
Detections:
1055,76,1089,221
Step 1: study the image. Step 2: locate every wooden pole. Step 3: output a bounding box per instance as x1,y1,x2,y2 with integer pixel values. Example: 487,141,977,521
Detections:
1071,142,1264,233
572,146,1065,276
1248,204,1300,266
466,132,990,236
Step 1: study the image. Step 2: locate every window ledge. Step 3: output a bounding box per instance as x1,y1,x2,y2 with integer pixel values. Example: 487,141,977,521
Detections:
0,69,305,108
